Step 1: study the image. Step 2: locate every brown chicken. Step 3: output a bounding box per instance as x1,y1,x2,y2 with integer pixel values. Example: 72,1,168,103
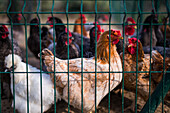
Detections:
40,29,123,112
121,38,170,111
73,14,88,37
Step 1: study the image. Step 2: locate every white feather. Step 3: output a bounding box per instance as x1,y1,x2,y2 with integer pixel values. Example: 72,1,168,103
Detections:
5,54,60,113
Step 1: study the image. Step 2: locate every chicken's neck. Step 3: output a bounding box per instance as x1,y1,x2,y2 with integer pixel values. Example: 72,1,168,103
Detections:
97,32,118,64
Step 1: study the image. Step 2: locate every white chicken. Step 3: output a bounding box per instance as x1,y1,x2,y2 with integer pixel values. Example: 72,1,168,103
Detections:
5,54,60,113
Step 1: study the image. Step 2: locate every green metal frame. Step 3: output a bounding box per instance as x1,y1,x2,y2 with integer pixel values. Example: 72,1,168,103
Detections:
0,0,169,113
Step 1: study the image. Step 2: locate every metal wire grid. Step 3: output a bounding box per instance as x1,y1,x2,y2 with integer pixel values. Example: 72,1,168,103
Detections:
0,0,169,113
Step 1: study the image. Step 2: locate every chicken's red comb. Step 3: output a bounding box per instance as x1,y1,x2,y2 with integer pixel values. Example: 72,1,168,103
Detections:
2,25,9,32
48,16,52,21
126,17,136,24
128,38,140,44
93,22,99,25
80,14,86,18
65,28,72,37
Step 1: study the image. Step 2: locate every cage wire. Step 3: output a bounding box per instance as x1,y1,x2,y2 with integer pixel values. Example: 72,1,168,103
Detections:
0,0,169,113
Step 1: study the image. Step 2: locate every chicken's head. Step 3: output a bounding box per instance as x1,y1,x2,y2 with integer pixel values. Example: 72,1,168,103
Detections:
58,28,73,46
30,18,39,27
127,38,140,54
125,17,136,36
92,22,104,42
79,14,87,24
47,16,63,27
106,29,123,45
5,54,22,72
0,25,9,39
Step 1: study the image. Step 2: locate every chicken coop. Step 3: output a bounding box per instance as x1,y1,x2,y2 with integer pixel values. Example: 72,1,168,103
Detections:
0,0,170,113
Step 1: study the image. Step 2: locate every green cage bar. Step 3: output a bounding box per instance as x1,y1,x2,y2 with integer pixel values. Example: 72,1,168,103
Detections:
0,0,169,113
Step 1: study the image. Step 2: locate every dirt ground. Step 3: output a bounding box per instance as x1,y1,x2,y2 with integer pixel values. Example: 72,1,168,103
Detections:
0,16,170,113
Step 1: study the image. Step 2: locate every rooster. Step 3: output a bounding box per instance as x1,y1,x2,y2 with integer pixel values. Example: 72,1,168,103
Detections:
73,14,88,37
28,18,51,59
116,17,137,54
5,54,60,113
121,38,170,111
0,25,22,99
40,29,123,112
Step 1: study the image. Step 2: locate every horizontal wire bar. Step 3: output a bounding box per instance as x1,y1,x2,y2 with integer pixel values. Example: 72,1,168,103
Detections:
1,71,170,74
1,23,169,26
1,11,169,14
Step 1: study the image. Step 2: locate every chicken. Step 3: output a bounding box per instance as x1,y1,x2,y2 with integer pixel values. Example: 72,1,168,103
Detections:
8,14,24,40
46,16,65,42
46,16,91,58
53,28,80,59
116,17,137,54
0,25,22,99
84,22,104,57
120,38,170,111
73,14,88,37
40,29,123,112
160,17,170,47
139,12,164,47
5,54,60,113
120,38,155,111
28,18,51,59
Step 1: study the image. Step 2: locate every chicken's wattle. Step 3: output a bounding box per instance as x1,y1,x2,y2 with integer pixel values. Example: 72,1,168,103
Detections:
65,39,72,45
128,47,136,54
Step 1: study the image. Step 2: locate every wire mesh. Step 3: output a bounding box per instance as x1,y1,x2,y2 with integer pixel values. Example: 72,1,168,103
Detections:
0,0,169,113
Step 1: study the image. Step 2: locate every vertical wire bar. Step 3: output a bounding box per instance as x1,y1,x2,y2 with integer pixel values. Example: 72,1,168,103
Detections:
51,0,57,112
7,1,15,113
21,0,29,112
135,1,141,112
162,18,166,113
94,0,97,112
154,0,159,13
122,0,127,112
139,0,143,23
36,0,43,112
66,0,70,112
80,0,84,112
163,0,170,112
108,1,112,113
148,1,155,112
0,59,0,111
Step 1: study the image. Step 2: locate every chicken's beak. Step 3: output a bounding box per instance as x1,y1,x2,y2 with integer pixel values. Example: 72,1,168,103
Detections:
118,36,123,40
134,25,137,29
128,44,133,48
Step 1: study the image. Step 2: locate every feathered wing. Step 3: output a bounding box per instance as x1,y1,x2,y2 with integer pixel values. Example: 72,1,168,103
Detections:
42,49,122,111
